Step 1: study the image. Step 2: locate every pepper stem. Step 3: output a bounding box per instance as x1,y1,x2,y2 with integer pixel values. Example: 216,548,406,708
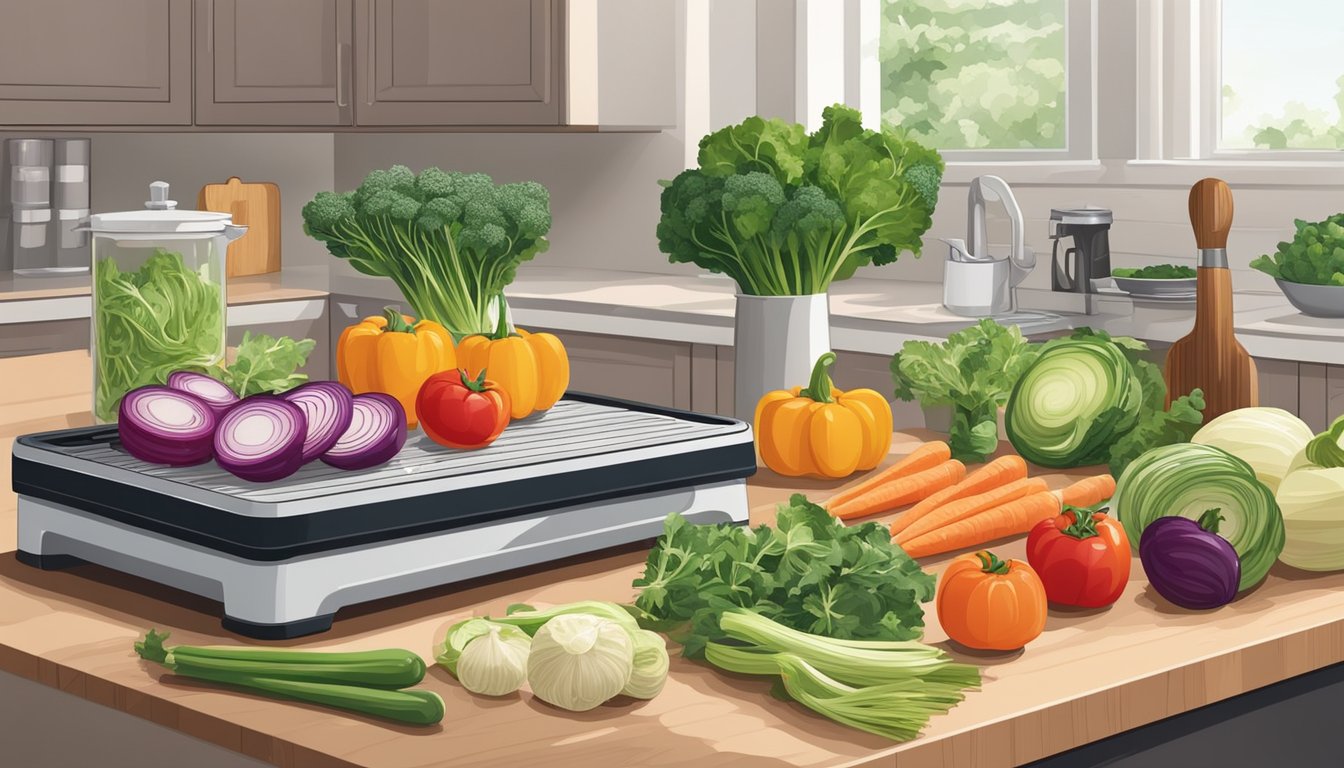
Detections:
976,551,1011,575
799,352,838,403
491,294,514,341
1197,508,1224,534
382,307,417,334
459,368,489,393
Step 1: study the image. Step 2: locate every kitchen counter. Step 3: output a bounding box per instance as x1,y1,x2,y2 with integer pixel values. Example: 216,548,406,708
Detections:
334,267,1344,364
8,351,1344,767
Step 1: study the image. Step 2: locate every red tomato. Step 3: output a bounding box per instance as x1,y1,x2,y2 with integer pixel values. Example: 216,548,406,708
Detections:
1025,508,1131,609
416,369,512,450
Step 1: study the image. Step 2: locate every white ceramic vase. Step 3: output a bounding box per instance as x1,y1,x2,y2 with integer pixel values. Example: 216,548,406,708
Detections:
733,293,832,424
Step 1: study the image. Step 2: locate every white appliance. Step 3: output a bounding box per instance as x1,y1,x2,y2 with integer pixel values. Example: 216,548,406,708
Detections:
14,396,756,638
942,175,1036,317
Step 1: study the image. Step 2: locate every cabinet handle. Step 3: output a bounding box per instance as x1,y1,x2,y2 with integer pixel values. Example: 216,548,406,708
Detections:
336,43,347,107
366,0,375,105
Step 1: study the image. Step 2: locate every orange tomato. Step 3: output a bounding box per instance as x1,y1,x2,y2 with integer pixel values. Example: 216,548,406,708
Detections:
936,550,1047,651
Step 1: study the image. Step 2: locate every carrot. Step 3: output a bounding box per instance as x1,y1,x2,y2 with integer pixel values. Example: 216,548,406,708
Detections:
888,455,1028,538
900,490,1062,559
895,476,1049,544
1056,473,1117,510
828,460,966,520
825,441,951,510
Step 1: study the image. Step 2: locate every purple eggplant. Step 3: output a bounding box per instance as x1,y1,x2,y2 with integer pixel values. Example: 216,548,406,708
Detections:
1139,509,1241,610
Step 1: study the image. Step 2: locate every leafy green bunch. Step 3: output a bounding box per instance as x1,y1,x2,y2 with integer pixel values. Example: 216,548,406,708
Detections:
632,494,935,659
657,104,944,295
302,165,551,336
1112,264,1196,280
891,319,1040,463
1250,214,1344,286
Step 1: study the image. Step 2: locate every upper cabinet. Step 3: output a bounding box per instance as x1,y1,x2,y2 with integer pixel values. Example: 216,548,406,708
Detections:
354,0,560,126
195,0,354,126
0,0,192,126
0,0,674,130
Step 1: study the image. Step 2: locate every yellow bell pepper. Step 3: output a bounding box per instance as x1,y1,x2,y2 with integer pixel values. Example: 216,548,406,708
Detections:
754,352,893,478
455,300,570,419
337,308,456,428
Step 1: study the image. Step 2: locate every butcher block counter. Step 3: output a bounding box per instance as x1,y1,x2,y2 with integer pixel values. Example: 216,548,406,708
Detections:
5,351,1344,768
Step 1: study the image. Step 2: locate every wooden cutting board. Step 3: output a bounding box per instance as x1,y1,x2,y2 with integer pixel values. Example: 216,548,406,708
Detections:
197,176,281,277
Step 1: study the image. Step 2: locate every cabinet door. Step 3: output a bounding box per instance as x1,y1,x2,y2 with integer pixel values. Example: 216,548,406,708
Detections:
0,0,191,126
352,0,561,126
195,0,354,125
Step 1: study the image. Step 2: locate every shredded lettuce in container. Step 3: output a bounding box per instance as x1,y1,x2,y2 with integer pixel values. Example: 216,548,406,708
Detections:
94,250,223,422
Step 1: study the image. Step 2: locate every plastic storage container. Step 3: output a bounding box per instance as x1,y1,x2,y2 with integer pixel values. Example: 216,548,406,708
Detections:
87,182,246,422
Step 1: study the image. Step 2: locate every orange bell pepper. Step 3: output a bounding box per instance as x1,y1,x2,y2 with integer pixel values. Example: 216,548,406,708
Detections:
337,308,455,428
754,352,894,478
455,298,570,419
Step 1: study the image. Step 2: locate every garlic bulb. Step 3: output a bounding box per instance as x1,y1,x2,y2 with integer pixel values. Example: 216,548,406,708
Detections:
456,622,532,697
622,628,670,699
527,613,633,712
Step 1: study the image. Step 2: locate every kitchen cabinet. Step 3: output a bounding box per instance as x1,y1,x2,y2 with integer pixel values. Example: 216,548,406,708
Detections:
195,0,354,126
353,0,561,126
0,0,192,126
1299,363,1344,433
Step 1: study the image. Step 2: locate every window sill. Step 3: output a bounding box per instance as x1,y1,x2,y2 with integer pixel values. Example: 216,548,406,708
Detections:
941,158,1344,187
942,161,1106,185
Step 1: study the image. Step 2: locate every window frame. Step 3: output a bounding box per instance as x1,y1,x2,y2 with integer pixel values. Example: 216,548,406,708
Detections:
850,0,1098,163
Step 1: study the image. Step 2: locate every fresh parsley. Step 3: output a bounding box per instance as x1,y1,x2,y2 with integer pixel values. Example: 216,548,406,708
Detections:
632,494,935,658
216,331,316,398
1112,264,1196,279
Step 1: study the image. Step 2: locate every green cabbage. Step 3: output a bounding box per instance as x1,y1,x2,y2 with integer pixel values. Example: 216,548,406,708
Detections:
1114,442,1284,591
1191,407,1314,494
1003,339,1144,467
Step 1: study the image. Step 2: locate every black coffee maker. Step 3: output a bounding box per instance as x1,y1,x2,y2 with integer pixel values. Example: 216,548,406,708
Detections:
1049,208,1113,293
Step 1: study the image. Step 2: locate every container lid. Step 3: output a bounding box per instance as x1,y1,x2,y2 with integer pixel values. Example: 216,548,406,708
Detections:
86,181,233,234
1050,207,1113,225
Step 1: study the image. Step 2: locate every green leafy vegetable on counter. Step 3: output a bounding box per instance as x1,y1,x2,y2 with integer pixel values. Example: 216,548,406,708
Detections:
1112,264,1196,279
133,629,444,725
890,318,1040,463
1250,213,1344,286
303,165,552,336
1004,328,1206,477
94,250,224,422
219,331,317,398
633,493,936,657
657,104,943,295
631,502,978,742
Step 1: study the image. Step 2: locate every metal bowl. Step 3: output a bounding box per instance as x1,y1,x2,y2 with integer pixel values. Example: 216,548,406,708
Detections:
1276,279,1344,318
1112,276,1198,297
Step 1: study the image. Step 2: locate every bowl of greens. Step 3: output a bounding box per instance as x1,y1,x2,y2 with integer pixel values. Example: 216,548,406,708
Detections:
1251,214,1344,318
1111,264,1197,297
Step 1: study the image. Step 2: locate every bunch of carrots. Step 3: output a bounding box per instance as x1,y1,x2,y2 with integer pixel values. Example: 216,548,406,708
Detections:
825,441,1116,560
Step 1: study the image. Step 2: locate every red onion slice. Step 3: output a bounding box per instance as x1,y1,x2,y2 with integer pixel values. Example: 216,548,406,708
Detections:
213,395,308,482
118,385,217,466
166,370,240,418
282,381,356,462
320,393,407,470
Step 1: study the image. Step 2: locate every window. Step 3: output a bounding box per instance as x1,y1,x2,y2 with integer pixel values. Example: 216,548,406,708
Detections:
873,0,1093,161
1218,0,1344,151
1141,0,1344,161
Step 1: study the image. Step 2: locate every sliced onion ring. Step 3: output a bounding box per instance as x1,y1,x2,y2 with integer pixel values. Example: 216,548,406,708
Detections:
166,370,240,418
213,395,308,482
282,381,356,462
118,385,217,466
321,393,407,470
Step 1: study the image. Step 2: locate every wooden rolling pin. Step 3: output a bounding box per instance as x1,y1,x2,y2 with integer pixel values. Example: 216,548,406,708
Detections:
1163,178,1258,420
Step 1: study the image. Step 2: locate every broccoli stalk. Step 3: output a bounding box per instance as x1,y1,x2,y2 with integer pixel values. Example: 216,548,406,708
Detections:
302,166,551,336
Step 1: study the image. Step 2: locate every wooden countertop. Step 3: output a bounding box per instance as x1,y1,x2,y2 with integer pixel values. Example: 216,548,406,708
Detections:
6,351,1344,768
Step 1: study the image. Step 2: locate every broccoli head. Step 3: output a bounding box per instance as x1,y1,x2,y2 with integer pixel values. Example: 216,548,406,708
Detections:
302,165,551,335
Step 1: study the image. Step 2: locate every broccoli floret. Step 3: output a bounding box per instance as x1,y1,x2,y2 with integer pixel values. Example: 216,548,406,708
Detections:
721,172,785,240
903,163,942,212
302,166,551,335
773,184,843,239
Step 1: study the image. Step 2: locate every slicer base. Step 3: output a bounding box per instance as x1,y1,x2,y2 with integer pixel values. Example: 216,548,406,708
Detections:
17,480,748,639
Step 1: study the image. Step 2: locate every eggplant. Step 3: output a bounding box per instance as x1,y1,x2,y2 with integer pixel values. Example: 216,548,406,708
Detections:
1139,509,1241,609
